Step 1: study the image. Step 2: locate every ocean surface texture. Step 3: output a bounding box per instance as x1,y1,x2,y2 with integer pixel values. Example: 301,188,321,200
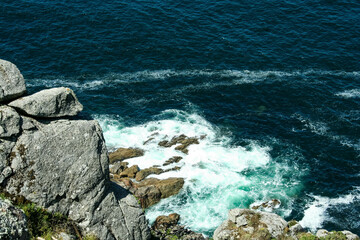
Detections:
1,0,360,236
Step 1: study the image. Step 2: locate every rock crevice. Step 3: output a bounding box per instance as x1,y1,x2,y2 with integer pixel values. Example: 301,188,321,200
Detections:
0,60,150,240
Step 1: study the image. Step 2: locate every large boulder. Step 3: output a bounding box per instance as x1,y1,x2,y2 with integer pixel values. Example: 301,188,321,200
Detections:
0,59,26,102
9,87,83,118
213,209,288,240
0,198,29,240
1,118,150,240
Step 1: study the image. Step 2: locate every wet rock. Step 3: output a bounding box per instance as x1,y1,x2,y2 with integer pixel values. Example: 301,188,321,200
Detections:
153,213,180,229
135,185,162,208
158,134,199,154
139,177,184,198
0,105,21,138
136,167,164,181
110,161,129,174
143,137,155,145
0,59,26,102
251,199,281,211
119,164,140,178
164,166,181,173
134,178,184,208
175,137,199,154
163,156,183,166
109,147,144,164
0,198,29,240
9,87,83,118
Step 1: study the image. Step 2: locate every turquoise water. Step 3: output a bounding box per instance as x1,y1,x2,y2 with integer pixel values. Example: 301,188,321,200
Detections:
2,0,360,235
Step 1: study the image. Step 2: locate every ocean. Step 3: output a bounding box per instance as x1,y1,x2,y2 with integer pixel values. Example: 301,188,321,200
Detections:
1,0,360,236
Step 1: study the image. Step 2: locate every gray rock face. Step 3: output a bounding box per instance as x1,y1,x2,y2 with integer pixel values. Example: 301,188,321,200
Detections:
2,118,150,240
0,105,21,138
9,87,83,118
214,209,288,240
0,59,26,102
0,199,29,240
342,230,360,240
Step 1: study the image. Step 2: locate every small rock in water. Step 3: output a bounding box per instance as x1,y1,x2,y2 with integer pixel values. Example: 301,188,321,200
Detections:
135,167,164,181
109,147,144,163
251,199,281,211
163,156,183,166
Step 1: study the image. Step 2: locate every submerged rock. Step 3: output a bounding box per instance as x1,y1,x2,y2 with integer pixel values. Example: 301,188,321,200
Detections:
0,199,29,240
163,156,183,166
109,147,144,164
0,59,26,102
158,134,199,154
250,199,281,212
9,87,83,118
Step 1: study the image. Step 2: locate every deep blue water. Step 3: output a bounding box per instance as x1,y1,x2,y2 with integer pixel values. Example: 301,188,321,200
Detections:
1,0,360,236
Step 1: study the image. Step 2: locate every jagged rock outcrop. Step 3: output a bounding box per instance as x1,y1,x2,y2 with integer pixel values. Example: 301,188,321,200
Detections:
9,87,83,118
0,60,150,240
0,198,29,239
0,59,26,102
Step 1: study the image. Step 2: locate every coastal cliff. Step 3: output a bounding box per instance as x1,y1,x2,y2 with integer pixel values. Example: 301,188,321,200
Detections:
0,59,150,240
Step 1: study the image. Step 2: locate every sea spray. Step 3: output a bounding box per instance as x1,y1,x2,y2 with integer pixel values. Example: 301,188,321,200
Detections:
95,109,305,235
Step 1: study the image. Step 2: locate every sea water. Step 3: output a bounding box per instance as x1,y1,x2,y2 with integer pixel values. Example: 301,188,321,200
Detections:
2,0,360,236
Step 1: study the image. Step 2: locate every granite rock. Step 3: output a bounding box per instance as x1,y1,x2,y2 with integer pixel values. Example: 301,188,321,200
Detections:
9,87,83,118
0,59,26,102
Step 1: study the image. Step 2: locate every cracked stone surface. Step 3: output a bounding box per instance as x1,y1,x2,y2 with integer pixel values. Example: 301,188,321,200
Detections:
1,118,150,240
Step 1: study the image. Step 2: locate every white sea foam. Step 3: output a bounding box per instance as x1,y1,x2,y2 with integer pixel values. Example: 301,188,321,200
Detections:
336,89,360,99
95,109,305,235
26,69,360,91
300,188,360,232
293,114,360,152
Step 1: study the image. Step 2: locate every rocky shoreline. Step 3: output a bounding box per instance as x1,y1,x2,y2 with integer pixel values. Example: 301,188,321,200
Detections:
0,59,358,240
